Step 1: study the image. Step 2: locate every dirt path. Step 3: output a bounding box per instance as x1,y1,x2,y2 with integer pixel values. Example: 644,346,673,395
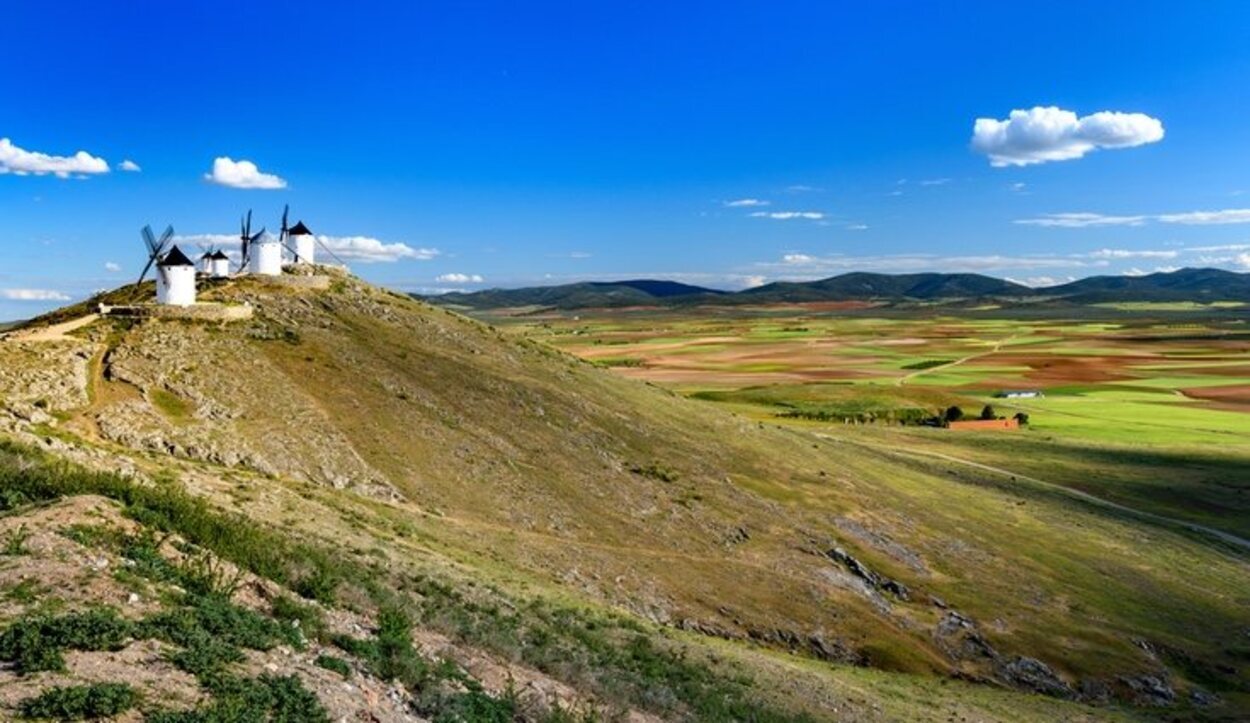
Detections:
6,313,99,342
821,433,1250,554
896,337,1010,386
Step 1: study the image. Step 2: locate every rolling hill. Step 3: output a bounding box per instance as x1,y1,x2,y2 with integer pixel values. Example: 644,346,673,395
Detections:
0,268,1245,719
424,268,1250,310
430,279,723,310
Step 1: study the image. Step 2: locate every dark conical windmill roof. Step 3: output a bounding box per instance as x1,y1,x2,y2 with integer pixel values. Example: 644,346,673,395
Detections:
158,245,195,267
209,250,230,260
288,221,313,235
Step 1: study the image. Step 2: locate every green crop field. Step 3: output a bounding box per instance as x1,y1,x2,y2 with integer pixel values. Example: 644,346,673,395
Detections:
490,304,1250,541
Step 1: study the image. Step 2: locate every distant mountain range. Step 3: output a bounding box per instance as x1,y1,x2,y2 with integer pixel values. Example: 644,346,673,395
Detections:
423,268,1250,310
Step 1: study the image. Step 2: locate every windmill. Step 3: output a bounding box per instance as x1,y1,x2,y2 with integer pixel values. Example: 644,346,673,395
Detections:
136,224,175,286
237,210,265,272
276,204,303,262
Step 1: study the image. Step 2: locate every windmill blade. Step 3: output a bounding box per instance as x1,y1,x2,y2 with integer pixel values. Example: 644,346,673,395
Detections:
245,209,253,237
157,225,175,250
141,225,157,254
137,256,157,286
249,227,266,242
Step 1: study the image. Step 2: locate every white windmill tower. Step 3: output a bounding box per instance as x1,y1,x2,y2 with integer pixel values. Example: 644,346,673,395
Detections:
208,250,231,278
237,209,279,276
136,225,195,306
287,220,315,265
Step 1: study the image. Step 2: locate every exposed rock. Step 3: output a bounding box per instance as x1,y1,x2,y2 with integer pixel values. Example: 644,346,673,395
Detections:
1119,673,1175,706
1190,688,1220,707
934,611,998,661
996,656,1073,699
823,546,911,602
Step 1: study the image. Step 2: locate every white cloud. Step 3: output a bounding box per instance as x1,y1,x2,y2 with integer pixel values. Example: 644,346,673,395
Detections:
1019,208,1250,228
119,159,141,172
782,253,816,264
1010,182,1028,192
204,157,287,190
0,288,71,301
750,211,825,220
104,261,121,272
1015,212,1148,228
972,106,1164,167
920,178,951,186
317,235,437,263
1122,268,1148,277
173,232,431,264
846,224,869,231
761,252,1099,276
742,275,767,288
1156,209,1250,225
1185,243,1250,252
724,198,769,207
0,138,109,178
785,185,818,192
1086,248,1178,260
435,273,484,283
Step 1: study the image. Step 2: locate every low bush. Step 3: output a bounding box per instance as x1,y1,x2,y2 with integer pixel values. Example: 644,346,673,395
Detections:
18,682,137,719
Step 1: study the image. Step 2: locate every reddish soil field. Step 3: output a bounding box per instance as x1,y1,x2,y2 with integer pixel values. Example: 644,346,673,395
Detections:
1181,385,1250,412
987,353,1149,384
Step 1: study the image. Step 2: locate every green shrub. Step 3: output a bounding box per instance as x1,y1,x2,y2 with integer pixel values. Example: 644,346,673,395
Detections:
19,682,137,719
271,594,325,641
149,674,329,723
169,638,246,678
315,654,351,677
3,524,30,555
0,607,133,674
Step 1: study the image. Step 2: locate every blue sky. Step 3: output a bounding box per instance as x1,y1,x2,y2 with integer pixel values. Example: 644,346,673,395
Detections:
3,1,1250,319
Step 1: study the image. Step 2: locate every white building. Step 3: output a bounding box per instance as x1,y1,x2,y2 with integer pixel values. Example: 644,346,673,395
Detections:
249,234,283,276
288,221,315,264
198,251,215,275
156,246,197,306
208,250,231,278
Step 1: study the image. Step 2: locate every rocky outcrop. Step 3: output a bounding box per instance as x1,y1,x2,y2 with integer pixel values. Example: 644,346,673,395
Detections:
824,546,910,601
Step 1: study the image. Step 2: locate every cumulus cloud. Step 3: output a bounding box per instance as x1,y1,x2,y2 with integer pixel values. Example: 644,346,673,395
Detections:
750,211,825,220
972,106,1164,167
1236,253,1250,269
204,157,287,189
119,160,141,172
724,198,769,207
317,235,437,263
435,273,484,283
0,288,71,301
782,253,816,264
104,261,122,272
0,138,109,178
742,275,767,288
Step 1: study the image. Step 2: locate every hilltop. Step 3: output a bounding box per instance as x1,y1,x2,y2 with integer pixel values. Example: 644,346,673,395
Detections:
424,268,1250,311
0,268,1245,719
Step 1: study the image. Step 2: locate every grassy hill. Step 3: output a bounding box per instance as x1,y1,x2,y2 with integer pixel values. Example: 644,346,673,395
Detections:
0,268,1246,719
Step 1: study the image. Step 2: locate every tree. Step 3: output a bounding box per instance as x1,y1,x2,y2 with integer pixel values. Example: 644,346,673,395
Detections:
944,405,964,423
1013,412,1030,426
980,404,996,420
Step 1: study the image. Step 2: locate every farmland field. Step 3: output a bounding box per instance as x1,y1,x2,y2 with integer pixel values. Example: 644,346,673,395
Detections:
481,304,1250,541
